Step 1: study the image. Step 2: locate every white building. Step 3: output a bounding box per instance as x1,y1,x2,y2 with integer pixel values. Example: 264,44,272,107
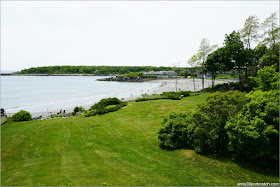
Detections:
143,71,177,77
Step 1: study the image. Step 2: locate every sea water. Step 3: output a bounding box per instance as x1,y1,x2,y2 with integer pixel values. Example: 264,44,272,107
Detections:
1,76,161,115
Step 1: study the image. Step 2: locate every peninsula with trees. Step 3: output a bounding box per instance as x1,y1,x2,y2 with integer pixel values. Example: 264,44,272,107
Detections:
1,13,279,186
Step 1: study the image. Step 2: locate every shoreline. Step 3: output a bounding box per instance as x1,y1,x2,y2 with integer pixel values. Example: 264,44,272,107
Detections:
1,73,118,76
5,78,230,118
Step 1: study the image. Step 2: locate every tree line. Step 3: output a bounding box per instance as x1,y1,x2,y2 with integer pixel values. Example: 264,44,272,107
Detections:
188,13,279,91
17,66,176,75
158,12,279,169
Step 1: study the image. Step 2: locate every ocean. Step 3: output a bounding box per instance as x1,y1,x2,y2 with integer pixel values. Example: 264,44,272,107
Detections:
1,76,161,115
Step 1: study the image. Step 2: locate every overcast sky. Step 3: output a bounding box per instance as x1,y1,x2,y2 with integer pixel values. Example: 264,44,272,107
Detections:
1,1,278,71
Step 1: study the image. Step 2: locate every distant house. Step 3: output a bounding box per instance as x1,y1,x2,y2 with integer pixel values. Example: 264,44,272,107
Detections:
1,108,7,125
143,71,177,77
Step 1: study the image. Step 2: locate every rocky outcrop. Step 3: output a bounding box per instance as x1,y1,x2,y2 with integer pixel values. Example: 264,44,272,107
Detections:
97,76,156,82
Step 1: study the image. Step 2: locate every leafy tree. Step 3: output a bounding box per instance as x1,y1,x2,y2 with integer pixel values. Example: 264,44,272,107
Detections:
204,47,230,87
261,12,279,50
250,65,279,91
251,43,268,76
197,39,218,89
191,91,246,154
188,38,218,90
157,113,193,150
225,90,279,165
224,31,246,90
240,15,260,49
259,43,279,71
187,54,199,91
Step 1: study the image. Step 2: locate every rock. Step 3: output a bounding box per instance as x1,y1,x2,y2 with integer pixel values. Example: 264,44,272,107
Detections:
97,76,156,82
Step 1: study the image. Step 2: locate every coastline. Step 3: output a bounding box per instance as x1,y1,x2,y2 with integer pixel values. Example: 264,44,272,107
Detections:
15,78,229,118
1,73,118,76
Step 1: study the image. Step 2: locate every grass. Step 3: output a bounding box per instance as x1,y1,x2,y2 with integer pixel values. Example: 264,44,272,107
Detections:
1,92,278,186
216,74,239,80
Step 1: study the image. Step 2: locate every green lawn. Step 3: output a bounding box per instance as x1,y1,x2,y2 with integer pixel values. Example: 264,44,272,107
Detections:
216,74,239,80
1,93,278,186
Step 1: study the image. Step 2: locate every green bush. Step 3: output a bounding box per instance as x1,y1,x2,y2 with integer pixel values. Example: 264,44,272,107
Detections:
250,65,279,91
189,91,246,154
91,97,123,110
157,113,193,150
177,91,190,97
202,82,239,92
81,110,96,117
72,106,85,115
135,91,191,102
81,98,127,117
161,92,181,100
50,114,64,118
12,110,32,122
225,90,279,165
102,182,112,186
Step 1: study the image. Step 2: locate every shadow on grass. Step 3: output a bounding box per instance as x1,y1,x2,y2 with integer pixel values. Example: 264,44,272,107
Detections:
200,152,279,178
162,146,278,178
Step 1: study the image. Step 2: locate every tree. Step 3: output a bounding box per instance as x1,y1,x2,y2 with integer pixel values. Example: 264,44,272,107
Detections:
224,31,246,90
240,15,260,49
240,15,261,89
187,54,198,91
172,63,181,92
261,12,279,50
250,65,279,91
191,91,246,154
204,47,230,87
157,113,193,150
225,90,279,165
191,38,218,89
251,43,268,76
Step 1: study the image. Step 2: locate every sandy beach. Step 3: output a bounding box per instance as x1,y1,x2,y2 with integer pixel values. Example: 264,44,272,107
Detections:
26,78,230,118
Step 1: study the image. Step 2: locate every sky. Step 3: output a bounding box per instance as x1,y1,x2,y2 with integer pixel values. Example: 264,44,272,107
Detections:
1,1,279,71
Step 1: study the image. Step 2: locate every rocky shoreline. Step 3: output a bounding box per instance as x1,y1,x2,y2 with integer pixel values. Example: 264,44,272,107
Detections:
97,76,157,82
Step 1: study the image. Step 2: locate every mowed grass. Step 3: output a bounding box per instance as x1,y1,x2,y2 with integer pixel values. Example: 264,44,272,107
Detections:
1,93,278,186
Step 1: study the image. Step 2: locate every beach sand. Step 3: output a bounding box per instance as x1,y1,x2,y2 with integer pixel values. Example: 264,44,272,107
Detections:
30,78,230,118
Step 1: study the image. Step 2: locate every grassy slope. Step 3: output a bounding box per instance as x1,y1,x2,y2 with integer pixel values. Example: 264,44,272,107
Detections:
1,93,278,186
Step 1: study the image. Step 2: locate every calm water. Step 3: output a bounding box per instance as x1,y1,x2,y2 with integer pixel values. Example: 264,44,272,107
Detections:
1,76,161,114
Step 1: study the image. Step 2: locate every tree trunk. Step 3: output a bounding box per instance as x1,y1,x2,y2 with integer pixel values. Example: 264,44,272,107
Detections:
202,74,204,90
238,67,242,91
212,73,215,88
193,77,196,92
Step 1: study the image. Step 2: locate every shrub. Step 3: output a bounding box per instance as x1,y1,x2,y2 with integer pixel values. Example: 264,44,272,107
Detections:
136,91,190,102
177,91,190,97
81,98,127,117
12,110,32,122
81,110,96,117
50,114,64,118
250,65,279,91
157,113,193,150
191,91,246,154
91,97,123,110
161,92,181,100
72,106,85,115
102,182,112,186
225,90,279,165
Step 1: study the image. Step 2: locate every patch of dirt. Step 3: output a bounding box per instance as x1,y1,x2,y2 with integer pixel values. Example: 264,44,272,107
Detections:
183,149,195,158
